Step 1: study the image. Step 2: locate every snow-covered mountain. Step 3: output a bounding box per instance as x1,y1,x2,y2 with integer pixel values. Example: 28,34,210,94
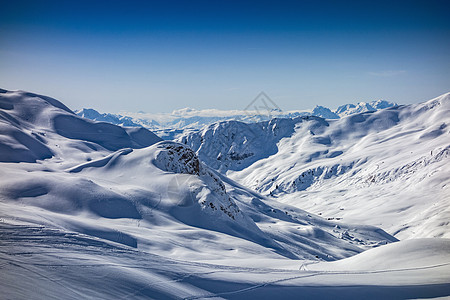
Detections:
1,88,448,299
335,100,397,117
178,93,450,241
177,117,302,172
311,105,340,119
75,100,397,134
0,88,394,257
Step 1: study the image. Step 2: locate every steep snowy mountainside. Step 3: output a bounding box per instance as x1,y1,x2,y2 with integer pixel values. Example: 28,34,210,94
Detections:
229,93,450,239
177,116,346,173
0,89,161,163
176,93,448,240
177,118,312,172
75,100,397,132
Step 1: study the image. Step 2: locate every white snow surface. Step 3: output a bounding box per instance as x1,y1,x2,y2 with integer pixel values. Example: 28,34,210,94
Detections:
0,88,448,299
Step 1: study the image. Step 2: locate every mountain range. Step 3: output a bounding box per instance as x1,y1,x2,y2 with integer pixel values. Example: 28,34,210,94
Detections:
75,100,398,137
1,88,448,299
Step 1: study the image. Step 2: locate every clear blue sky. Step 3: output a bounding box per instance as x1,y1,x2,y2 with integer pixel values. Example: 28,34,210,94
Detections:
1,0,449,112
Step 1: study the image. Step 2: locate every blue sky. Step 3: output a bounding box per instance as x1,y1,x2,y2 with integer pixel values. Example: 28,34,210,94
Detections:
1,0,449,112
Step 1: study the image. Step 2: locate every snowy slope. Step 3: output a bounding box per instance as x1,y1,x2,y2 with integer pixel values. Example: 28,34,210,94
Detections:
178,93,449,239
1,223,449,299
0,89,161,164
224,93,450,239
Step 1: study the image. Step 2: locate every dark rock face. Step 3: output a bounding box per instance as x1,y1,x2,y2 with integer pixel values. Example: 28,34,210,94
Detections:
153,142,201,175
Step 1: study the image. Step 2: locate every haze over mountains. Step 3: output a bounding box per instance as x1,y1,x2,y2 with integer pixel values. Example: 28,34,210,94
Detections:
0,88,449,299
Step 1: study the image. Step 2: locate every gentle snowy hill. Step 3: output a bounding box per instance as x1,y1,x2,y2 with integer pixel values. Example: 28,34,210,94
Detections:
0,89,162,163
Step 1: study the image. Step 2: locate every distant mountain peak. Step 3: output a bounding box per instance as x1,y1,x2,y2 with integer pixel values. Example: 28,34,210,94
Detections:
312,105,339,119
335,100,397,117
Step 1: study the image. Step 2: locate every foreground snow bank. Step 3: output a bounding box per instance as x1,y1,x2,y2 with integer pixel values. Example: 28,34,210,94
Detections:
0,223,448,300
